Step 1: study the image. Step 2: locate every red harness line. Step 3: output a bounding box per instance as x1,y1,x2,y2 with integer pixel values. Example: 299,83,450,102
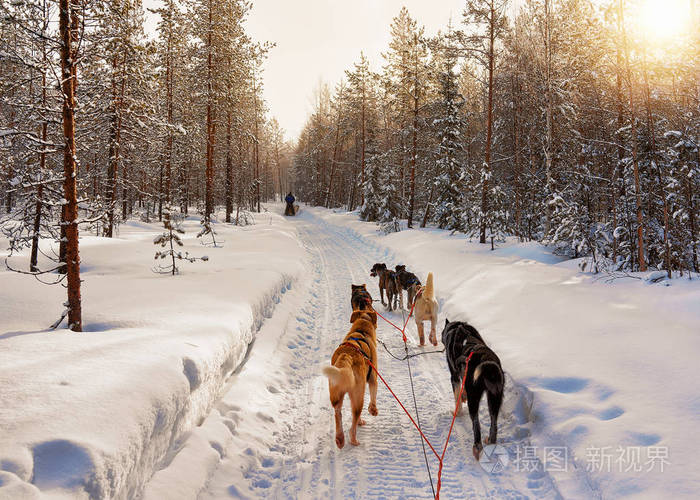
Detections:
373,287,422,343
368,288,473,500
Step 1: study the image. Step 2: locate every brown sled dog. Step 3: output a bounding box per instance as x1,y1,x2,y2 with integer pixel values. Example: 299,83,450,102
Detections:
350,284,373,311
323,309,379,448
369,263,399,311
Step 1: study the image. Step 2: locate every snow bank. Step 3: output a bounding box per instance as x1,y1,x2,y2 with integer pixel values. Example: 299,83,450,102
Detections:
309,207,700,499
0,205,305,499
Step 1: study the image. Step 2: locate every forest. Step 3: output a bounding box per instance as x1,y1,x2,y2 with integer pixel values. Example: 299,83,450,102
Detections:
294,1,699,278
1,0,291,331
1,0,698,334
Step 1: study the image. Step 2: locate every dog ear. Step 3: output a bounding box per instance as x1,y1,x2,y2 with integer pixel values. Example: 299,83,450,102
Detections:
367,311,377,327
350,310,367,323
445,318,450,326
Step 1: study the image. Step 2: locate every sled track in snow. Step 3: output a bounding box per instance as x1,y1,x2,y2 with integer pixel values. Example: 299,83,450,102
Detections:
200,208,583,499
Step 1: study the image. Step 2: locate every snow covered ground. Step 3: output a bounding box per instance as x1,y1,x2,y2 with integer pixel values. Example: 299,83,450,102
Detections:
2,204,699,499
0,207,304,499
304,207,700,499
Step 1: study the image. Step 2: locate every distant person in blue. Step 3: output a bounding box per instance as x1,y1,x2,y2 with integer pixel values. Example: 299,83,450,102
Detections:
284,192,296,216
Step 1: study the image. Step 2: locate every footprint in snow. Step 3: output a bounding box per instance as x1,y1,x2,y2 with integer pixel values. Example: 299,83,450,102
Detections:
252,478,272,489
598,406,624,421
627,431,661,446
529,376,589,394
256,412,275,423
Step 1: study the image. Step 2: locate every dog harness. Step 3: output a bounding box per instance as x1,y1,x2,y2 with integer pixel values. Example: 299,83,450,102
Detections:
341,337,373,381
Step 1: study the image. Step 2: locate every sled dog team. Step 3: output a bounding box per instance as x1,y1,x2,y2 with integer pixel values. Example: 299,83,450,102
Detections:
323,265,505,460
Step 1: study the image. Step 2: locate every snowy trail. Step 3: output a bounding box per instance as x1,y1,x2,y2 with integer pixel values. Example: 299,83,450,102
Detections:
197,208,592,499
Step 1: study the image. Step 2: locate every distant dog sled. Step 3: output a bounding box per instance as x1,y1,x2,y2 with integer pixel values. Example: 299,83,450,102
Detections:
284,192,299,216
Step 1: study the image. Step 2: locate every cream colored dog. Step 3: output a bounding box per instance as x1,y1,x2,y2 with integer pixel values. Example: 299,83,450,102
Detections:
414,272,439,346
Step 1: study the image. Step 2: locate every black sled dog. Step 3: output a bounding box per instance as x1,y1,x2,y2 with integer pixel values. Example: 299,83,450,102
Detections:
441,319,504,460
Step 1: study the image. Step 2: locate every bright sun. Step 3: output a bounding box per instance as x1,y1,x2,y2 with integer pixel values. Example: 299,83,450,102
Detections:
636,0,692,42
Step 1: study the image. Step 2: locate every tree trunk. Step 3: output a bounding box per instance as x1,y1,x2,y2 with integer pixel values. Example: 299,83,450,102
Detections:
225,108,233,222
4,32,17,215
420,181,435,228
685,173,698,272
59,0,82,331
326,98,343,208
275,138,283,201
512,70,522,240
620,0,646,271
204,0,215,220
408,34,419,229
480,1,495,244
253,76,261,213
360,85,366,206
105,55,118,237
544,0,554,234
642,46,669,275
161,23,174,221
612,33,625,263
30,28,49,272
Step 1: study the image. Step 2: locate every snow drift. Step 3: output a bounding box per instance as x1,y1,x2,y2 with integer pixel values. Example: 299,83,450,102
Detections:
0,208,304,499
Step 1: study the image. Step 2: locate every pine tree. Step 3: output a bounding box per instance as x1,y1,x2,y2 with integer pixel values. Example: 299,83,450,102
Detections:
345,53,373,208
431,30,467,231
154,207,208,275
384,8,430,227
360,127,383,222
462,0,508,243
197,215,220,247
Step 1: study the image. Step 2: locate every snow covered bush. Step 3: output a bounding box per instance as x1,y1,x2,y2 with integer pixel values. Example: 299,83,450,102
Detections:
153,207,208,275
197,216,220,247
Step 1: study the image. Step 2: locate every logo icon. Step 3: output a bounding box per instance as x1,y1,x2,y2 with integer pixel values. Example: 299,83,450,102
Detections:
478,444,510,474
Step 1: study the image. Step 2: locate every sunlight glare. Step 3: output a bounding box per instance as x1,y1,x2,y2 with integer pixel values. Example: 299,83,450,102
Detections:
636,0,692,42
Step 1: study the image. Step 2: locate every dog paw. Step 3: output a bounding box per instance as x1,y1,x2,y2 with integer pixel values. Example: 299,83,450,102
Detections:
336,433,345,449
350,438,360,446
472,445,482,460
358,418,366,426
368,404,378,416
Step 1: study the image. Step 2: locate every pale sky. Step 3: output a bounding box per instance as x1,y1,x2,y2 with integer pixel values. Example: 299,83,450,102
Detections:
245,0,466,142
144,0,466,143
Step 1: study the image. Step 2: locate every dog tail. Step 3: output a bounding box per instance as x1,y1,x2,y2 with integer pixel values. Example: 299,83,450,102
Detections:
322,357,354,391
424,272,435,300
473,361,503,395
